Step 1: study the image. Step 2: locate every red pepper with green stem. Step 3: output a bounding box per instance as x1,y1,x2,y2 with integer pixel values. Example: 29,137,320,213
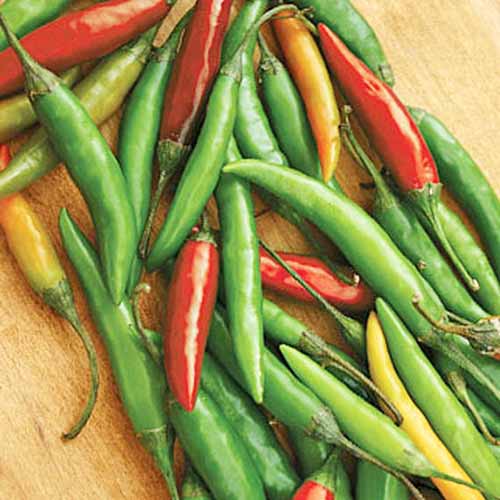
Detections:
318,23,479,293
139,0,232,256
0,0,172,97
163,215,219,412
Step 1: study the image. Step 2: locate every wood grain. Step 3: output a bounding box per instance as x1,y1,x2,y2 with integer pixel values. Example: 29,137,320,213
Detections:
1,0,499,498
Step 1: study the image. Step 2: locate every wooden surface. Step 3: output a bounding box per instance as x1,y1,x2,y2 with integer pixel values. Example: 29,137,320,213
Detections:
1,0,499,498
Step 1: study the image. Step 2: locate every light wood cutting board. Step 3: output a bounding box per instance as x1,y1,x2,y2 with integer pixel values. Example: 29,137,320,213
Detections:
0,0,498,498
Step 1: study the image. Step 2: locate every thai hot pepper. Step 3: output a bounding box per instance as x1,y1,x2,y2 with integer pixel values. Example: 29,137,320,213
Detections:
223,161,500,384
367,311,484,500
287,427,331,478
318,23,479,292
118,15,188,294
140,0,232,255
356,461,409,500
410,107,500,282
340,113,488,322
376,298,500,495
260,248,373,312
59,210,179,500
0,65,81,143
273,12,341,182
1,18,137,305
216,137,265,404
293,449,352,500
0,28,156,198
201,353,300,500
169,387,266,500
163,217,219,412
0,0,71,52
0,0,172,96
182,465,212,500
0,145,98,440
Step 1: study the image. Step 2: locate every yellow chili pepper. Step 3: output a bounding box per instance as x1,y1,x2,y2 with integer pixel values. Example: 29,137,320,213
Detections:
366,311,484,500
273,11,340,182
0,144,99,440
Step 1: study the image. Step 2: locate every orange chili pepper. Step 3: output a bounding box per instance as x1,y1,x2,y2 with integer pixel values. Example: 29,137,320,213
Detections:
0,144,99,440
273,12,340,182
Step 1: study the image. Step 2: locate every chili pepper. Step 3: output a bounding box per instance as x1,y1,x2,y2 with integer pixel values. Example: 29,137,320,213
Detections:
467,390,500,439
2,19,137,305
489,444,500,465
201,352,300,499
260,248,372,312
273,13,340,182
118,15,188,294
0,65,81,143
182,465,212,500
216,137,264,403
163,218,219,412
340,112,488,322
59,210,179,500
139,0,232,256
287,427,331,478
318,24,479,293
169,388,266,500
222,161,500,382
293,449,352,500
0,0,71,52
376,298,500,495
410,107,500,281
367,311,485,500
0,28,156,199
356,461,409,500
0,145,98,440
0,0,172,97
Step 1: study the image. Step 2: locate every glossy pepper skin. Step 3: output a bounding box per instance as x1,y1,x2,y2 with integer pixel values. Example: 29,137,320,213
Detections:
163,225,219,412
356,461,409,500
2,20,137,304
0,145,98,440
260,248,373,312
287,427,331,478
182,466,212,499
410,107,500,282
376,299,500,495
0,29,156,199
59,210,179,500
0,0,171,96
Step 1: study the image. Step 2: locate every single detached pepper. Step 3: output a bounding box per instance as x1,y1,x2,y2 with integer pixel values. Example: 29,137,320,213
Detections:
0,0,172,96
273,13,340,182
318,23,478,292
367,311,484,500
356,461,409,500
1,17,137,304
0,145,98,440
410,107,500,282
59,210,179,500
0,0,71,52
182,465,212,500
0,29,156,199
293,449,352,500
163,218,219,412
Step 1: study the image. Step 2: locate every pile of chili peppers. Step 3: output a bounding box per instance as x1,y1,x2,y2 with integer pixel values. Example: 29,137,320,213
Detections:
1,1,500,499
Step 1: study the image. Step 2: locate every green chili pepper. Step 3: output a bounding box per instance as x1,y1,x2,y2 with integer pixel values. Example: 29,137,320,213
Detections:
58,209,179,500
216,137,264,402
169,388,266,500
488,443,500,465
223,160,500,394
182,466,212,500
356,461,410,500
0,29,155,199
0,0,71,52
118,17,187,295
292,0,393,85
287,426,331,478
2,18,137,304
0,65,81,142
468,390,500,438
201,352,300,500
410,107,500,281
376,298,500,493
341,116,488,322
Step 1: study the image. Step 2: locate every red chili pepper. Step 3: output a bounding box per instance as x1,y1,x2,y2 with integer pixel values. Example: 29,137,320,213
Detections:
294,481,334,500
318,23,477,291
163,220,219,412
0,0,171,96
0,144,9,170
260,248,373,312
